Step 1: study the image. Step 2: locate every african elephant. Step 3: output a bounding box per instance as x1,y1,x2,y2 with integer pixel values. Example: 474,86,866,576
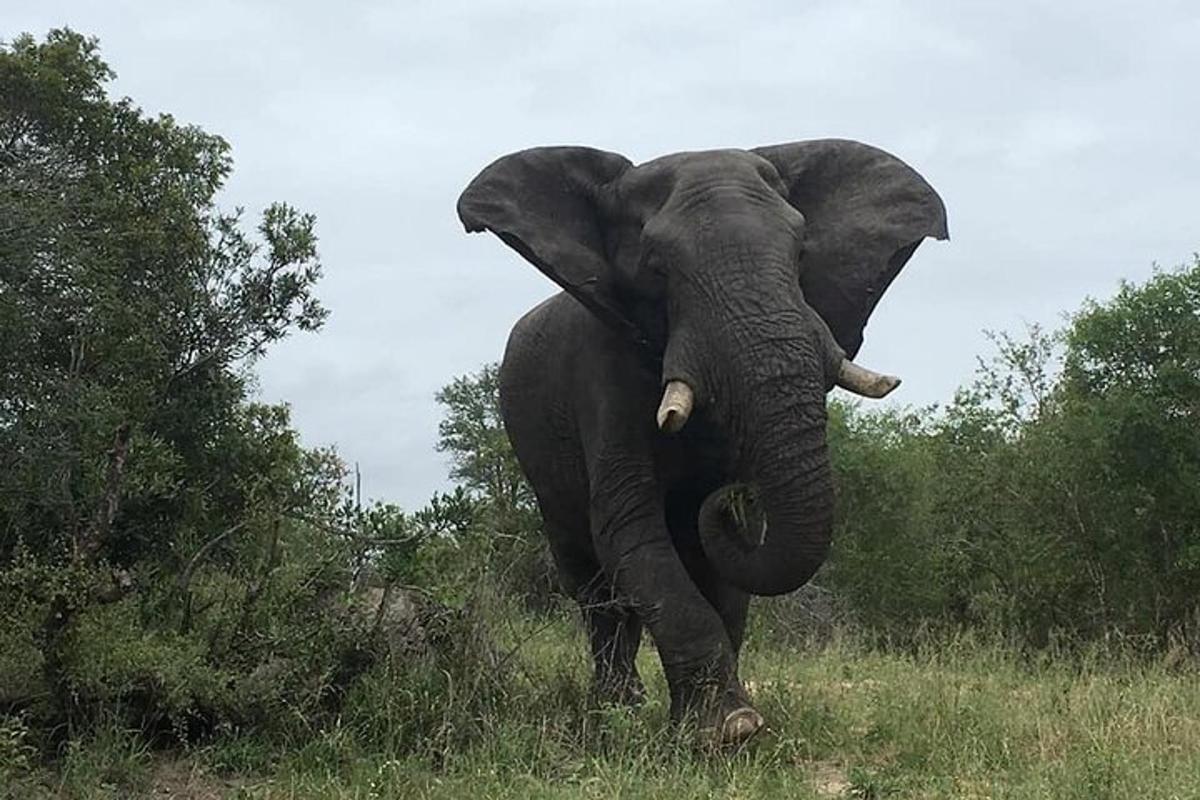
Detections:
458,140,948,745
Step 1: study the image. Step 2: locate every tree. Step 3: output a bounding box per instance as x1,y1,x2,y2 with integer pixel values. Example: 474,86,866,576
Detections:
1064,257,1200,413
823,257,1200,645
0,29,327,562
435,363,535,531
0,30,364,739
1058,258,1200,634
434,364,553,607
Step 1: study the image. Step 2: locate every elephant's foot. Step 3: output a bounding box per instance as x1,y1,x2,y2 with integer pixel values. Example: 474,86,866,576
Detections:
699,685,765,749
668,662,765,748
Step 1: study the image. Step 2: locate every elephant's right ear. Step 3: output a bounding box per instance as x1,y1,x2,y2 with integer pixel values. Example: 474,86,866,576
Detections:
753,140,949,360
458,147,645,346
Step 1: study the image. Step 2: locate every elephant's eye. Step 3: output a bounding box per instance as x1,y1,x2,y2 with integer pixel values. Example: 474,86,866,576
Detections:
642,248,669,277
637,252,669,295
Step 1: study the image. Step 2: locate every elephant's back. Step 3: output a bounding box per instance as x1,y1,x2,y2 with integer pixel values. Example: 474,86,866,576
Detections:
502,292,577,385
498,293,592,482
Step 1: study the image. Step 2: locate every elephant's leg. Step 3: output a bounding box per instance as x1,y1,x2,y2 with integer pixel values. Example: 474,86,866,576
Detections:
714,584,751,662
578,573,646,706
667,489,753,706
542,513,645,706
695,577,752,706
685,560,750,659
588,455,758,741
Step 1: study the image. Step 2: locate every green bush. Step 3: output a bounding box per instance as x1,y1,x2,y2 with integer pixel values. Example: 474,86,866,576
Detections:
824,259,1200,647
0,29,425,753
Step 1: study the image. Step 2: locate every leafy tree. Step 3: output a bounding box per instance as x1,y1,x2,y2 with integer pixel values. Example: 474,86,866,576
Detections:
1057,258,1200,634
0,29,327,565
825,257,1200,645
435,363,535,531
0,29,384,742
1064,258,1200,408
434,364,552,606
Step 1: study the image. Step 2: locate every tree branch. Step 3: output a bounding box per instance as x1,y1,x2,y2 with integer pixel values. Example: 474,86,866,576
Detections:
75,422,131,563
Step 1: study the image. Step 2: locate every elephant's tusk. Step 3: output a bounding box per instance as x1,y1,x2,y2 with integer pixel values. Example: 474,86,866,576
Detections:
656,380,694,433
836,360,901,399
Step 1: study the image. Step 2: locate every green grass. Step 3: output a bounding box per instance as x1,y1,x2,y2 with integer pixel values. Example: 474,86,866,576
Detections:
10,616,1200,799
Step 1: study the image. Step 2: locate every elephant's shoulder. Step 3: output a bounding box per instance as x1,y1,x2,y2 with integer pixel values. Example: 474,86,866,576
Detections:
512,292,614,346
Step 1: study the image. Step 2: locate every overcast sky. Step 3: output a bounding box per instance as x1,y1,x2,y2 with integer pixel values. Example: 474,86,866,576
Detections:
7,1,1199,507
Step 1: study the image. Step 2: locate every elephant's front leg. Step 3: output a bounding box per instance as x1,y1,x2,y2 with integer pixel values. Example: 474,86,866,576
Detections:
588,451,762,744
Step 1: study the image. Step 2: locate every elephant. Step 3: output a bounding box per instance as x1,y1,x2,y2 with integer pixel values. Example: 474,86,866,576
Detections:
457,140,948,746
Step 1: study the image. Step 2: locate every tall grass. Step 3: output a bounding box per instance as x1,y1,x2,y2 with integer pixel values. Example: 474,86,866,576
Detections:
12,599,1199,799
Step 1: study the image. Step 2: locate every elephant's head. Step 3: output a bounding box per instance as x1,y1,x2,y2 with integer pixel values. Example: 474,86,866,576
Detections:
459,140,947,596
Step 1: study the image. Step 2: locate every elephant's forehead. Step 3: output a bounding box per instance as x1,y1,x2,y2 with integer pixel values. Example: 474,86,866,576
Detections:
616,149,781,212
631,149,766,182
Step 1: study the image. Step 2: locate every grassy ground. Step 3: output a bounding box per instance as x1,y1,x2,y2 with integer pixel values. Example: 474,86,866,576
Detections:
8,615,1200,799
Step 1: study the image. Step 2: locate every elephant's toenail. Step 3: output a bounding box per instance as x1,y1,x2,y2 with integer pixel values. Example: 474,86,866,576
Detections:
720,706,765,745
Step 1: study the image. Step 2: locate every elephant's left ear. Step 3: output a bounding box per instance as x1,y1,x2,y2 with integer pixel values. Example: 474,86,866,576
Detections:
458,146,646,348
753,139,949,359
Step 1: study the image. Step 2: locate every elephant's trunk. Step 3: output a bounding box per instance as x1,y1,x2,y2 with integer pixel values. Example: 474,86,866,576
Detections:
697,373,834,597
660,249,837,596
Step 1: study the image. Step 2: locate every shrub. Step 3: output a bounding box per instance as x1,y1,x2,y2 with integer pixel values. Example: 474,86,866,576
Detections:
823,259,1200,647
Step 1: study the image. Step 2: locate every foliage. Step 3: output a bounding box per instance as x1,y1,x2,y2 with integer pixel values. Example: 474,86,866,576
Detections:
0,34,526,776
825,257,1200,646
0,29,326,565
0,28,386,755
433,364,553,608
434,363,535,528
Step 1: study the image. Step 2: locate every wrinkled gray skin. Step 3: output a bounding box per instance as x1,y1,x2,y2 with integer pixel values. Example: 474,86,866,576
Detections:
458,140,947,744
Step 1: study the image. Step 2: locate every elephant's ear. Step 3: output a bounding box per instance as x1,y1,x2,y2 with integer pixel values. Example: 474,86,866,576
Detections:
458,146,646,347
753,139,949,359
